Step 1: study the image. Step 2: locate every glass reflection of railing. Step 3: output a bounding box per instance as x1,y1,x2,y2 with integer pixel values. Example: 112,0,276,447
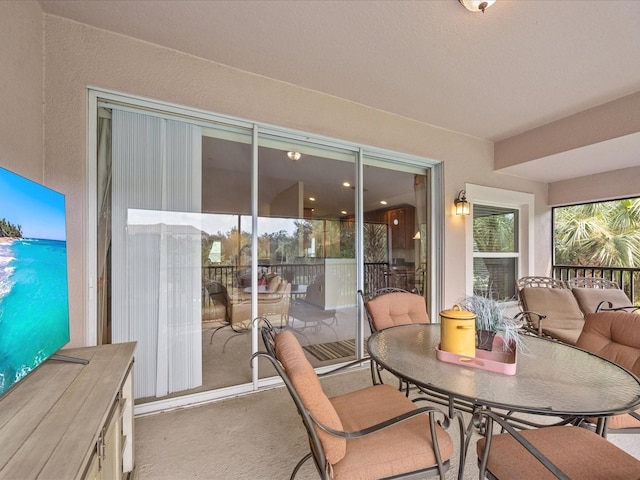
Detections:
202,263,327,290
202,262,399,295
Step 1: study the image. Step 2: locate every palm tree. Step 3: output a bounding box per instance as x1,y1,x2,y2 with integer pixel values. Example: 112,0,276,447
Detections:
554,198,640,268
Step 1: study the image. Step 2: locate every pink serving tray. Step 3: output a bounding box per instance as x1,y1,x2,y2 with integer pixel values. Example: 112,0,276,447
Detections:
436,337,517,375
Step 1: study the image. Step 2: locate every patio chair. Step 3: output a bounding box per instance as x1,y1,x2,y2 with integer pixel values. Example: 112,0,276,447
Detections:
475,410,640,480
252,320,454,480
515,276,585,345
576,311,640,435
359,287,430,332
358,288,429,387
567,277,638,314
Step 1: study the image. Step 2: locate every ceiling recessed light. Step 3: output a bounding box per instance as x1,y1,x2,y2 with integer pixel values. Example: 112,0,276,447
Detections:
343,182,351,188
380,200,388,205
287,151,301,161
341,210,347,215
309,197,316,202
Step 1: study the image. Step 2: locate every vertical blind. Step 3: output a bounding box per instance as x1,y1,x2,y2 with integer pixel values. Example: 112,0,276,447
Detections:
111,109,202,398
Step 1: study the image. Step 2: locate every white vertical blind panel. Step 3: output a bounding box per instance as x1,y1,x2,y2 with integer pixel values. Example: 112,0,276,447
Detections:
112,110,164,398
111,110,202,399
164,120,202,394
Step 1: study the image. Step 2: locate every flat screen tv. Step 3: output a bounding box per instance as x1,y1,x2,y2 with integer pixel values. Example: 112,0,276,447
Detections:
0,167,70,396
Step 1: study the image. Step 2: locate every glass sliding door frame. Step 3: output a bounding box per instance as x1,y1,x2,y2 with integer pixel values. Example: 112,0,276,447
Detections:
87,88,442,414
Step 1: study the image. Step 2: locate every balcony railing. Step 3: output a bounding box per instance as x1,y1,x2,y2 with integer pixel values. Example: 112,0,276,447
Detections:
553,265,640,305
202,262,420,295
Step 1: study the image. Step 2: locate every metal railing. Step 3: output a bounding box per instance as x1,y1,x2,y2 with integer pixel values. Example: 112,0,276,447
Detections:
201,262,419,294
553,265,640,305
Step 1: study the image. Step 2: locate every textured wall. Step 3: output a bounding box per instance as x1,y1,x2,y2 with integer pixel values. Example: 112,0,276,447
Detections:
0,1,43,180
41,15,548,346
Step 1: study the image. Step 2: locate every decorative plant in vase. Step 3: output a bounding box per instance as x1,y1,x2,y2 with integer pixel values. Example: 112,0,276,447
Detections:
458,295,523,352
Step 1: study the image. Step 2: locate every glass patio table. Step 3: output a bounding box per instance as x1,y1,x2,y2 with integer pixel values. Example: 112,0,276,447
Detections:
367,324,640,478
367,323,640,418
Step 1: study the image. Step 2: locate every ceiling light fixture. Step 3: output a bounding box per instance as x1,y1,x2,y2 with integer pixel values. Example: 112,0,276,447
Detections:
458,0,495,13
380,200,388,205
287,151,301,161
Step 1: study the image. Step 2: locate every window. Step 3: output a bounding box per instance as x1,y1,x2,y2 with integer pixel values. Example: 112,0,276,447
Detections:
464,184,534,301
473,205,518,300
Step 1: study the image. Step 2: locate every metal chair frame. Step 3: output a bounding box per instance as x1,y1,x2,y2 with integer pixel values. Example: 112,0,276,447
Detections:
475,410,640,479
252,318,453,480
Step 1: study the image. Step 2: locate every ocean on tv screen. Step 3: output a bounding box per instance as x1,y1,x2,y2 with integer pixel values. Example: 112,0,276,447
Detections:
0,167,70,396
0,237,70,395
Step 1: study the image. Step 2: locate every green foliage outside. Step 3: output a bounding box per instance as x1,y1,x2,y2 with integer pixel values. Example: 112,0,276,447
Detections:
200,218,362,268
554,198,640,267
0,218,23,238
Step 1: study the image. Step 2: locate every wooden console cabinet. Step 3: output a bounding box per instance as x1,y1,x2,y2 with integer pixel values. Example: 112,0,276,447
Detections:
0,342,136,479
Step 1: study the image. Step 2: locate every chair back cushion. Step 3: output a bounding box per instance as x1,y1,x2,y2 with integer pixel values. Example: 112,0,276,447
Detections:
571,287,633,314
577,312,640,376
519,287,583,329
366,291,429,330
275,331,346,465
266,274,281,292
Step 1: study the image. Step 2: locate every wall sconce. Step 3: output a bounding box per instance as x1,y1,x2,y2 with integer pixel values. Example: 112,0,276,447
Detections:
455,190,470,215
412,231,421,240
458,0,496,13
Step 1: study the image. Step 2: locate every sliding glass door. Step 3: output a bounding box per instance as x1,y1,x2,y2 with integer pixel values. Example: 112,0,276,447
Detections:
93,91,437,409
362,157,431,308
256,135,358,372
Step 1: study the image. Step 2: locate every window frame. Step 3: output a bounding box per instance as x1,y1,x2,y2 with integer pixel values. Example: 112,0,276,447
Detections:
464,184,534,300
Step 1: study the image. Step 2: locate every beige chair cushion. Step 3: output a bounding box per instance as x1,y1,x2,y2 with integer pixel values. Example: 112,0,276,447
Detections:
330,384,453,480
477,425,640,479
366,292,430,330
275,331,346,465
571,287,633,314
519,287,584,330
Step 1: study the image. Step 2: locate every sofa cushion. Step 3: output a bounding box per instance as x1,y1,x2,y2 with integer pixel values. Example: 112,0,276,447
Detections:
266,273,281,292
519,287,584,329
366,292,429,330
571,287,633,314
577,312,640,376
539,327,582,346
275,331,346,465
577,312,640,430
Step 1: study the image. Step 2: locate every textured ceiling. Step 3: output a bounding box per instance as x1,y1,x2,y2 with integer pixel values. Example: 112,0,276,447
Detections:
39,0,640,181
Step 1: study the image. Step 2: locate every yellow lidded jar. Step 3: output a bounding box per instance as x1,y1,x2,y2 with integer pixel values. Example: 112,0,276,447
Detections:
439,304,476,357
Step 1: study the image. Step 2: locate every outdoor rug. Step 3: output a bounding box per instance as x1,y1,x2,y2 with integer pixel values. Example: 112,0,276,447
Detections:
303,339,360,362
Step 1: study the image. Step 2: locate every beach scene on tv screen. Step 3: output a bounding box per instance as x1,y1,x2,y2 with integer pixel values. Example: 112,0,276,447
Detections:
0,168,70,395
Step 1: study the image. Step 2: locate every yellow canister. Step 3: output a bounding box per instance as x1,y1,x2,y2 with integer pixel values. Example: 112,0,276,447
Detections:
439,304,476,357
